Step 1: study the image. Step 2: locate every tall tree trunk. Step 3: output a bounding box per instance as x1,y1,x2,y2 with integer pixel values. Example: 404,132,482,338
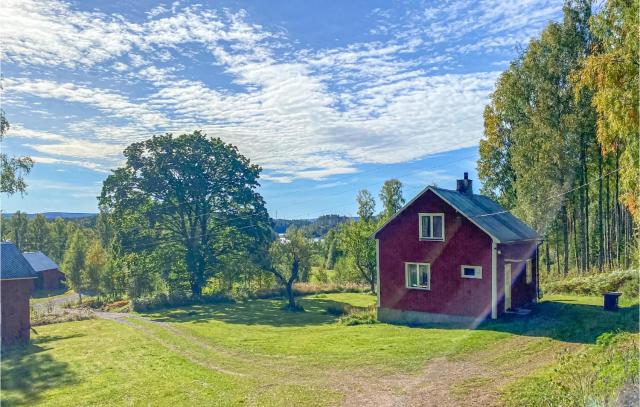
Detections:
605,170,611,269
597,149,604,271
572,204,580,272
615,148,620,267
545,240,551,274
583,150,590,271
285,282,296,310
555,232,560,275
562,205,569,276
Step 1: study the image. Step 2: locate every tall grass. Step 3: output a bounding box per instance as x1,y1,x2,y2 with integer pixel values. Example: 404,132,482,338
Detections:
542,269,639,299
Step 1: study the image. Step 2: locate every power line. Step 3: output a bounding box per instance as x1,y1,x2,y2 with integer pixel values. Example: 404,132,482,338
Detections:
471,165,626,219
120,164,627,253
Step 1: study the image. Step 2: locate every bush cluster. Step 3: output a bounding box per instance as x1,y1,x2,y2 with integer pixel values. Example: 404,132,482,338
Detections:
338,309,378,326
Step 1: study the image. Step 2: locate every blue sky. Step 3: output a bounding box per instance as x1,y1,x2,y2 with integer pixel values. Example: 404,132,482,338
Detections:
1,0,563,218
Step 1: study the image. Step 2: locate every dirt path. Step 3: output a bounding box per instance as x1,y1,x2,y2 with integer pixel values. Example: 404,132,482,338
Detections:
92,311,576,406
337,335,580,407
32,292,80,311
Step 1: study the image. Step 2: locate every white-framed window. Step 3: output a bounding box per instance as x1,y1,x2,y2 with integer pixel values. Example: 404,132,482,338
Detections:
406,262,430,290
461,265,482,279
526,259,532,284
419,213,444,241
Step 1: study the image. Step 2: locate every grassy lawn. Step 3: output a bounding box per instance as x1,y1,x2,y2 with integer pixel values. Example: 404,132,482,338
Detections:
2,292,637,406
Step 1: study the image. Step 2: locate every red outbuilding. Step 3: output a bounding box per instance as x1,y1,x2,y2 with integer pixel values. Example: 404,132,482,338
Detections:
1,242,37,346
23,251,65,291
374,173,540,326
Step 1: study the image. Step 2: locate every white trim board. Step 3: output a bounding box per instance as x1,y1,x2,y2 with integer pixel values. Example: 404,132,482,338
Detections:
491,238,498,319
376,238,381,307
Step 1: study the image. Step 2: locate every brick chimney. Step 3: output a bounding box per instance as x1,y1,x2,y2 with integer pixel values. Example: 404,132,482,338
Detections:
456,172,473,195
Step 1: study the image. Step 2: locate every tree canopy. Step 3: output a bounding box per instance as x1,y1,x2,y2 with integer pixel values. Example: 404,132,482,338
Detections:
100,131,271,296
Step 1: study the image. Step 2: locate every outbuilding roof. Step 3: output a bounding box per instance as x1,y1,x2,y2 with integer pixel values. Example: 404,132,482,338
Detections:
23,251,60,272
1,242,37,280
374,186,539,243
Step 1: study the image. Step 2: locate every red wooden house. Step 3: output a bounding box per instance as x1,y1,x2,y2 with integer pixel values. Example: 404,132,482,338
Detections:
374,173,540,325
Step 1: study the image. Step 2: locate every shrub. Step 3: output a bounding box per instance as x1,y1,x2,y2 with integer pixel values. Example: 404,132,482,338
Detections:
339,309,378,326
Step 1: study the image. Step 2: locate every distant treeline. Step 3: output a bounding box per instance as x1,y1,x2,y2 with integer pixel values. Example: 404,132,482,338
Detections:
272,215,353,237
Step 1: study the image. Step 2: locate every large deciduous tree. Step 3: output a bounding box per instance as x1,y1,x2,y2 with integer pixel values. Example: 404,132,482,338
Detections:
100,131,270,297
0,109,33,196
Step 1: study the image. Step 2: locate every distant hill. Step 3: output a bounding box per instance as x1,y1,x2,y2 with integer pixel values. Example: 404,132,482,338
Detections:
273,214,354,237
3,212,97,220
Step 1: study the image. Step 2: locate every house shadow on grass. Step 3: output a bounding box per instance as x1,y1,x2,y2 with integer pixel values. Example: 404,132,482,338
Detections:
146,297,352,327
1,334,82,406
399,299,640,345
477,300,639,344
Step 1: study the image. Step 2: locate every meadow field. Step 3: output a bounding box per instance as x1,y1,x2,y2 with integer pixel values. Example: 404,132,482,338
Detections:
2,293,637,406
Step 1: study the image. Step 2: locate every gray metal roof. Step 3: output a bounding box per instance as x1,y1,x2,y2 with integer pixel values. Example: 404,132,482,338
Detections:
1,242,37,280
374,186,539,243
430,187,539,242
23,251,60,272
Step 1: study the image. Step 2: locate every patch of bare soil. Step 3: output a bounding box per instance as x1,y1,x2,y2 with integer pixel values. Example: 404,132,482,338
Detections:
338,336,582,407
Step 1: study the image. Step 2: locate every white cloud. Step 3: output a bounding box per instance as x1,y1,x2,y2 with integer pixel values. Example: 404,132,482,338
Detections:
30,156,112,173
1,0,561,183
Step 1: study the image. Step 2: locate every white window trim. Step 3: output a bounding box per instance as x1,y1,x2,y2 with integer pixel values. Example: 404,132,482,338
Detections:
461,265,482,279
405,262,431,290
418,213,445,241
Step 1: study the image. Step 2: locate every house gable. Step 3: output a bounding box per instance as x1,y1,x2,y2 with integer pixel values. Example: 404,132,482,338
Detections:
374,186,539,243
374,186,495,242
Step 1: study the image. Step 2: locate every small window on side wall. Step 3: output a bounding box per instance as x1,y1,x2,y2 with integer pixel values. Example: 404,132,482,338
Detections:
461,265,482,279
419,213,444,240
526,259,532,284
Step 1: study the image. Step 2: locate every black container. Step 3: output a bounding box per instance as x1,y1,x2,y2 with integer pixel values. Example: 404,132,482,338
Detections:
603,292,622,311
